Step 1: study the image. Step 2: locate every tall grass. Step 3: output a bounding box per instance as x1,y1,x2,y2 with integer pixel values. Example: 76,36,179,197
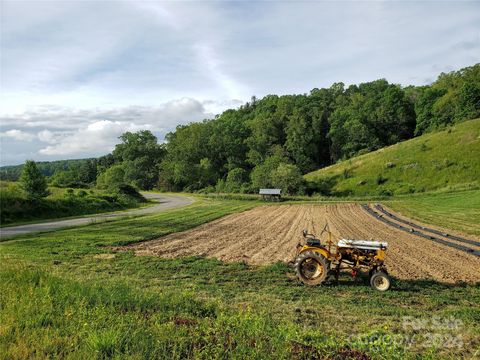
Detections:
1,264,370,359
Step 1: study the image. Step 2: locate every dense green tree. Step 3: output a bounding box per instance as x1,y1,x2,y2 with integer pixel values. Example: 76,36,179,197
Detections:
414,87,446,135
457,82,480,122
96,164,126,190
216,167,249,193
246,95,292,166
49,159,97,188
250,150,289,189
112,130,165,190
96,154,115,173
328,80,414,161
270,163,304,195
159,122,214,190
208,109,250,174
20,160,50,200
414,64,480,134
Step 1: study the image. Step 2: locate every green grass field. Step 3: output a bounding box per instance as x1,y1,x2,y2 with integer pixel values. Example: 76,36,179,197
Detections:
1,197,479,359
386,190,480,236
305,119,480,197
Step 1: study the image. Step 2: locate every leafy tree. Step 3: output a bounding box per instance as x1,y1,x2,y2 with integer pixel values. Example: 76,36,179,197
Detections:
414,64,480,134
20,160,50,200
328,80,414,161
270,163,304,195
159,122,215,191
49,170,78,188
112,130,165,190
216,167,248,193
208,109,250,174
49,159,97,188
96,164,126,191
414,87,446,135
97,154,115,173
456,82,480,121
250,150,289,189
0,158,95,181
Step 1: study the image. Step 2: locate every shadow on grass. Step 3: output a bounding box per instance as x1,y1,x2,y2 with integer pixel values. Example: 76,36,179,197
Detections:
326,276,475,291
108,254,477,297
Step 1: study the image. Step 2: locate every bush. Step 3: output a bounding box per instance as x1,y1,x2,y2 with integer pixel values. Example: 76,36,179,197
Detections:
215,168,249,194
342,168,352,179
377,188,393,197
306,177,336,196
376,174,388,185
117,184,146,202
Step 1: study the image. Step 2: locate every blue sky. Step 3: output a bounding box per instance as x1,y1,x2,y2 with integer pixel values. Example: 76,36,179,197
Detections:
1,0,479,165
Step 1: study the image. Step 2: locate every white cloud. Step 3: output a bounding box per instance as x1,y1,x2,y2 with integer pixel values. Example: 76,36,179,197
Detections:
37,129,57,144
38,120,148,156
0,97,217,163
0,129,36,141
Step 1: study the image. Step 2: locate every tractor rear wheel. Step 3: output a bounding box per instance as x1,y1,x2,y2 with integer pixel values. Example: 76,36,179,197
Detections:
370,271,391,291
294,251,328,286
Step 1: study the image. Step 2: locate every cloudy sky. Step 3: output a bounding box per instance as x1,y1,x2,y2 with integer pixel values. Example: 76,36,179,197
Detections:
1,1,479,165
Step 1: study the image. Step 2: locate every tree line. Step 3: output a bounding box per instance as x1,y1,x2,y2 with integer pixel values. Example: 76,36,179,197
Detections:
157,64,479,194
2,64,479,195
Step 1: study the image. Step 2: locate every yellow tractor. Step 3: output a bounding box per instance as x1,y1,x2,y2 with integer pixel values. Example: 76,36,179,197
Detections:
294,224,391,291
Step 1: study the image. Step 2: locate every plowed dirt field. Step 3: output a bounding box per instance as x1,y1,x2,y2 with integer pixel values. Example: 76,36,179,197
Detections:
125,204,480,283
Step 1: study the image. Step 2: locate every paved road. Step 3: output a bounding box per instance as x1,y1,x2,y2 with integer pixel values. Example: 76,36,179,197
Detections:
0,193,194,239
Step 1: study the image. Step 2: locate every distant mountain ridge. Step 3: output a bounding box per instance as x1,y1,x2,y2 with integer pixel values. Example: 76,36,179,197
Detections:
0,158,94,181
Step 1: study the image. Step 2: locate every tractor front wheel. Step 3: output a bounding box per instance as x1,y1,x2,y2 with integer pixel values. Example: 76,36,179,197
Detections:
370,271,391,291
294,251,328,286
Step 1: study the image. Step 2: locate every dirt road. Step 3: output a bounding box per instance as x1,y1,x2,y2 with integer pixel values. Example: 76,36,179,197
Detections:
126,203,480,284
0,193,193,239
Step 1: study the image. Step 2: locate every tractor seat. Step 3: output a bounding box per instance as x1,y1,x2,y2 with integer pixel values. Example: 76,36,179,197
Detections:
306,238,321,247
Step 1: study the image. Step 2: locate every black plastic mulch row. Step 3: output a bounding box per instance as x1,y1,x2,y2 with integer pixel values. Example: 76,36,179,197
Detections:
361,204,480,257
374,204,480,247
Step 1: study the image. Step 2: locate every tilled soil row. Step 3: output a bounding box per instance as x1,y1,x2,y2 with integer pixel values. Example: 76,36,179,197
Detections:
123,204,480,284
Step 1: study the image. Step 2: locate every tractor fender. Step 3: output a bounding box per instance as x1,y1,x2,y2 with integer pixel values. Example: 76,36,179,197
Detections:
298,246,331,260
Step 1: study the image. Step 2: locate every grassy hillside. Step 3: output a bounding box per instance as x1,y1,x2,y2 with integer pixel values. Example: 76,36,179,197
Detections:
0,181,145,226
305,119,480,196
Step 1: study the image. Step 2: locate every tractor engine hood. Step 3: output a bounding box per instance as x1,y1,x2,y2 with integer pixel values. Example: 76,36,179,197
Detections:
337,239,388,250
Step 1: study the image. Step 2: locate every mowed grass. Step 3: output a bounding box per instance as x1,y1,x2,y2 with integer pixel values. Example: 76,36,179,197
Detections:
304,118,480,196
386,190,480,236
1,198,479,359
